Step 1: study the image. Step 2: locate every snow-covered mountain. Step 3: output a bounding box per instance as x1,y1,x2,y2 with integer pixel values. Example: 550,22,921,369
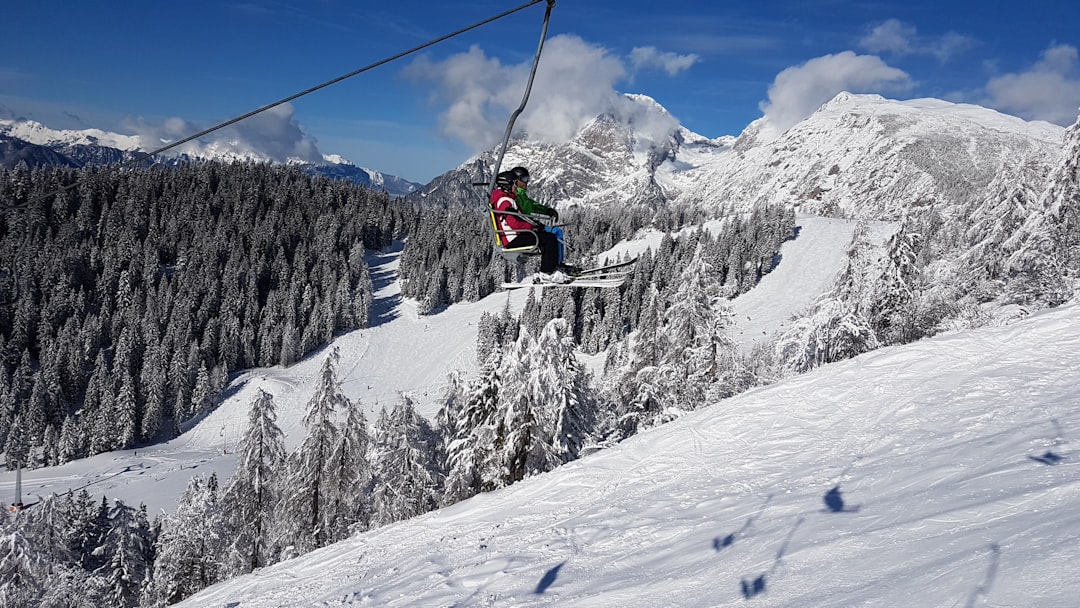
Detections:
0,118,421,197
682,93,1065,220
414,92,1065,225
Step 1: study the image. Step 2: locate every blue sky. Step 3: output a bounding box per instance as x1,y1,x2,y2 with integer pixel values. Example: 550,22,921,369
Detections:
2,1,1078,182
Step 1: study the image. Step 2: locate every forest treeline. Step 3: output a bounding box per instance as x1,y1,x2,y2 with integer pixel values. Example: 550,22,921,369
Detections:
0,161,409,466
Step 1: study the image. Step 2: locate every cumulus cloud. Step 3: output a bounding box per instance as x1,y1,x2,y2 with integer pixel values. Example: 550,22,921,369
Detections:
859,19,974,61
758,51,913,137
123,103,323,163
405,34,687,151
984,44,1080,126
630,46,700,76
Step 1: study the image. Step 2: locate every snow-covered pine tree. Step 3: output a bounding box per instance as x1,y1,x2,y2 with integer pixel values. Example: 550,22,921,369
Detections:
484,318,599,486
608,285,670,440
323,398,373,542
93,500,154,608
661,244,735,406
1005,114,1080,305
440,354,502,505
0,525,44,606
370,395,444,527
219,388,285,576
869,217,929,343
528,318,597,462
2,414,28,470
278,349,347,554
145,474,223,606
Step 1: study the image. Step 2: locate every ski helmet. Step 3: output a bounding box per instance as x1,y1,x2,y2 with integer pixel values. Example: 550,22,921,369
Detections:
509,166,530,183
495,166,530,190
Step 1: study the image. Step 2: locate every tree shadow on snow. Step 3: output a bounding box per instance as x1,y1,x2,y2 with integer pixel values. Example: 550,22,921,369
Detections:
367,242,405,327
534,561,565,595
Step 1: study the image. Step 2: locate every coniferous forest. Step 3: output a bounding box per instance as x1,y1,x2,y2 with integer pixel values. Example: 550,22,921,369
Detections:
0,161,406,467
0,160,805,606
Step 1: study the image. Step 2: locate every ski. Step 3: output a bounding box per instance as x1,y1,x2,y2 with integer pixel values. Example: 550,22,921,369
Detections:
569,257,638,277
499,258,637,290
501,275,627,289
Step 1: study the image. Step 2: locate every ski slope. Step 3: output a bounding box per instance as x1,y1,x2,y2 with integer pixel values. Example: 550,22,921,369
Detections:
0,217,885,517
179,300,1080,607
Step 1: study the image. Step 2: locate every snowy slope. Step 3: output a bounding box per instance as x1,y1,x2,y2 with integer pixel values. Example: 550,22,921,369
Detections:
728,215,895,353
0,216,860,517
178,300,1080,608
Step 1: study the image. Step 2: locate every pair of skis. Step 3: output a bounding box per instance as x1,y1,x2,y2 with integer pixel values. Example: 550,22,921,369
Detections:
501,257,637,289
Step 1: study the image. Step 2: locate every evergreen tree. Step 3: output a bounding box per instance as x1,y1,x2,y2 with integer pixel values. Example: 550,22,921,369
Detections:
323,399,372,542
610,285,674,439
3,414,28,470
278,349,346,554
528,318,596,462
440,354,502,505
94,500,154,608
370,395,444,527
0,526,44,606
485,319,599,486
662,244,736,407
146,474,222,605
219,389,285,576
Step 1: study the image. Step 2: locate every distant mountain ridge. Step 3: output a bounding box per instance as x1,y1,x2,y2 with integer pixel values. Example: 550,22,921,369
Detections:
411,92,1066,224
0,118,421,197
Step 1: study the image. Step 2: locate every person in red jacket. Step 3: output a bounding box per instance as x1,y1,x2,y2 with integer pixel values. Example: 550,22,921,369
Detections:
490,166,573,283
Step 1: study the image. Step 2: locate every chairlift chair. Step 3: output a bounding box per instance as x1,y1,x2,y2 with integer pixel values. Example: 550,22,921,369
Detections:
487,204,543,262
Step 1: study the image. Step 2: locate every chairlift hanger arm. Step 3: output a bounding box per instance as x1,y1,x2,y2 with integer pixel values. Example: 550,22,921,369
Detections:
486,0,556,194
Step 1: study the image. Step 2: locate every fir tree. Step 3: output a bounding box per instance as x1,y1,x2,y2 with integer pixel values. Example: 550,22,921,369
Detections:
0,526,44,606
94,500,154,608
370,395,444,527
219,389,285,575
146,474,222,605
440,354,502,505
323,399,372,542
279,349,347,554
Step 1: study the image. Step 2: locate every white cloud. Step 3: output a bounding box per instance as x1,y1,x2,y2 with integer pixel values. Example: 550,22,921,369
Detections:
758,51,913,137
123,103,323,163
630,46,700,76
405,34,687,151
859,19,974,61
984,44,1080,126
860,19,917,55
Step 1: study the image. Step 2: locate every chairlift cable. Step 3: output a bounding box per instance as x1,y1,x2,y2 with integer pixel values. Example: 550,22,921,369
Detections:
6,0,550,212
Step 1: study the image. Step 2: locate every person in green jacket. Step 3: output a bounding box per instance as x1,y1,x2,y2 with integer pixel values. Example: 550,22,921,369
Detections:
495,166,573,272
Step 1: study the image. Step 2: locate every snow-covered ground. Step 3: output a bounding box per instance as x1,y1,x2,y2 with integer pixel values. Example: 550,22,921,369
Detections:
29,211,1080,608
728,215,894,353
4,213,1078,606
178,294,1080,607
